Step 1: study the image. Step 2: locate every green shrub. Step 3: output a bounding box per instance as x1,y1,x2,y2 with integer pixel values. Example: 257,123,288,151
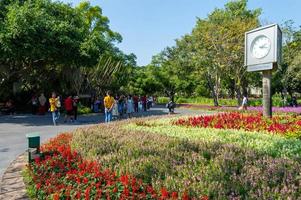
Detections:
156,97,169,104
77,103,92,115
71,118,301,199
163,96,294,107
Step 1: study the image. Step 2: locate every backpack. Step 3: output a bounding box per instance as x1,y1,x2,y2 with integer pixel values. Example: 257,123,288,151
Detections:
56,99,61,108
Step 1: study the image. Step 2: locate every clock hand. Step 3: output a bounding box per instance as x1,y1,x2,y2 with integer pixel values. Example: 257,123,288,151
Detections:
260,45,267,48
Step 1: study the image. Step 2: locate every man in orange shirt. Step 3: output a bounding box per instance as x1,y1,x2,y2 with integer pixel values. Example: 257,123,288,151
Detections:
103,91,115,123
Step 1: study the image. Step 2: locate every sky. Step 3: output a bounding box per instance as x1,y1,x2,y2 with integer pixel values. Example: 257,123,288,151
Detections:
62,0,301,66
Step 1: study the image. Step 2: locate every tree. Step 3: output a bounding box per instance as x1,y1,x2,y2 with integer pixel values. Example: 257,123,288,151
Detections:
145,0,261,106
0,0,134,101
283,53,301,95
188,0,261,105
274,22,301,99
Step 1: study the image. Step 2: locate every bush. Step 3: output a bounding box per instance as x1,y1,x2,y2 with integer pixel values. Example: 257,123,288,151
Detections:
156,97,169,104
77,103,92,115
157,96,295,107
71,118,301,199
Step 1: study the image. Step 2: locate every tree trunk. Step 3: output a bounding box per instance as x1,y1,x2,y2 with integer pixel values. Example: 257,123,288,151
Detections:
206,73,219,106
236,87,242,107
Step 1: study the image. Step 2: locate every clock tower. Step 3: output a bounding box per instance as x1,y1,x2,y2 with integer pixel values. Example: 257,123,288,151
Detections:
245,24,282,117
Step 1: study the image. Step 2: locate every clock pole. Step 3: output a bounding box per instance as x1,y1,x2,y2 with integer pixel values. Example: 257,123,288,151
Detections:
262,70,272,118
245,24,282,119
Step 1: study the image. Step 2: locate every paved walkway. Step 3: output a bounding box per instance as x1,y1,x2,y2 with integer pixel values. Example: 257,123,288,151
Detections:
0,154,27,199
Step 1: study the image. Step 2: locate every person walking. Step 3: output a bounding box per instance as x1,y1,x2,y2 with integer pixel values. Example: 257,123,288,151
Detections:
166,98,176,114
118,95,125,117
64,95,74,123
38,93,46,115
73,96,79,121
49,92,60,125
3,99,15,115
104,91,115,123
239,96,248,110
133,95,139,112
93,97,101,113
112,99,119,120
126,95,134,118
31,95,39,115
141,95,147,112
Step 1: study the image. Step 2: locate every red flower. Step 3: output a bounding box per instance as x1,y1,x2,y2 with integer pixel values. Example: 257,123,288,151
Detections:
122,187,130,197
36,183,41,189
182,192,189,200
160,188,169,199
53,193,60,200
76,191,81,199
83,177,89,184
85,187,91,200
201,195,209,200
120,174,129,186
171,191,178,199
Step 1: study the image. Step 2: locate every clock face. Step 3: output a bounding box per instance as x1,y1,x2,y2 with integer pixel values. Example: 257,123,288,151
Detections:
251,35,271,59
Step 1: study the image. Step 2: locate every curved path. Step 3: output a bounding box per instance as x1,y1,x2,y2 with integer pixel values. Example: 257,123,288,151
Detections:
0,105,209,177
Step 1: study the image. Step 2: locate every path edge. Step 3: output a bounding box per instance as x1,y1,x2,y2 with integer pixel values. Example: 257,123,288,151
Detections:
0,153,29,200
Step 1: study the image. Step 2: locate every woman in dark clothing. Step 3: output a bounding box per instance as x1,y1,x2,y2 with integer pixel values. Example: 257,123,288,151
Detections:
73,96,79,121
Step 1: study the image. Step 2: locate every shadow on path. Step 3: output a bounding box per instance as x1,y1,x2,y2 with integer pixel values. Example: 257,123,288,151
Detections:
0,106,168,127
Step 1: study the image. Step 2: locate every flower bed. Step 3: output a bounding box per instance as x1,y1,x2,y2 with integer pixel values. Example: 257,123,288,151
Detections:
72,120,301,199
179,104,301,114
25,133,203,200
173,112,301,137
25,117,301,199
248,106,301,113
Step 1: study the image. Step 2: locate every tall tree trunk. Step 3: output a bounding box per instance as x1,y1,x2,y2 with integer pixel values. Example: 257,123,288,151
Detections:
206,73,219,106
236,87,242,107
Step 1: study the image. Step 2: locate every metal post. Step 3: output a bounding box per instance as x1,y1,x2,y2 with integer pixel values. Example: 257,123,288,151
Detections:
262,70,272,118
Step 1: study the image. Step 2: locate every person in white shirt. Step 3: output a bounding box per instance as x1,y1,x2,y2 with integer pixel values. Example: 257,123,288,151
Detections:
240,96,248,110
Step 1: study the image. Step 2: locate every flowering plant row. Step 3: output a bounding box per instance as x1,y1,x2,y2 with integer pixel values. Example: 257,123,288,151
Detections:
179,104,301,114
27,133,208,200
173,112,301,137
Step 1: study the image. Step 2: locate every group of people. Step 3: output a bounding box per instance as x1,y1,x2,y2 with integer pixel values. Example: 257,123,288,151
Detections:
30,93,47,115
1,99,15,115
48,92,79,126
103,91,155,123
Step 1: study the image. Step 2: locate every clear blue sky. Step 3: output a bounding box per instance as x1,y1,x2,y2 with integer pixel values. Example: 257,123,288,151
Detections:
62,0,301,66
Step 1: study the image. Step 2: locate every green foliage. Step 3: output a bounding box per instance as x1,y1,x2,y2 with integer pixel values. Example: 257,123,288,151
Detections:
22,168,37,199
71,118,301,199
156,97,169,104
129,0,262,105
283,53,301,94
77,103,92,115
0,0,136,101
129,1,301,106
157,95,289,107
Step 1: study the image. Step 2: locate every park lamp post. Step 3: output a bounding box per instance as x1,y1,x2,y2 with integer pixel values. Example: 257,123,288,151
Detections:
245,24,282,118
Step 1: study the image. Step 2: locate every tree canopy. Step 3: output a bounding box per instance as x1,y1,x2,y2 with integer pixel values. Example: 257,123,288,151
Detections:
0,0,135,101
130,0,301,106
